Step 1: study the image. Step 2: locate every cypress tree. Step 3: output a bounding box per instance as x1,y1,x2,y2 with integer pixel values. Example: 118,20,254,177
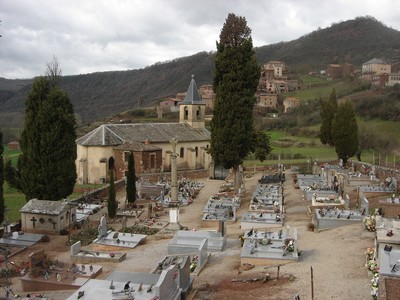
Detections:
126,152,137,203
320,89,338,145
331,101,359,165
107,170,117,218
0,131,4,224
210,13,260,191
19,65,77,200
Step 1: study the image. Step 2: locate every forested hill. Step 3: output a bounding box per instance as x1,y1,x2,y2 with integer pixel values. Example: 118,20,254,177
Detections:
1,16,400,126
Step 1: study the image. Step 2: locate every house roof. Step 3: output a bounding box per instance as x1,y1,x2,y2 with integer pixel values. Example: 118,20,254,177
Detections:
180,75,205,105
20,199,69,215
114,141,162,151
364,58,386,65
76,123,210,146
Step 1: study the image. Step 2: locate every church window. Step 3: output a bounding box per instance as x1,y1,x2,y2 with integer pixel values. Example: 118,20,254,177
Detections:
180,147,184,158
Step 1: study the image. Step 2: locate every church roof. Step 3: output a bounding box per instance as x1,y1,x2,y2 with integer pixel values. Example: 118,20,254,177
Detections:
20,199,69,215
363,58,386,65
76,123,210,146
180,75,205,105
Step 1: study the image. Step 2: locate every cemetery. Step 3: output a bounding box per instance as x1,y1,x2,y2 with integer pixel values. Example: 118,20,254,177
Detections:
201,192,241,225
240,211,284,229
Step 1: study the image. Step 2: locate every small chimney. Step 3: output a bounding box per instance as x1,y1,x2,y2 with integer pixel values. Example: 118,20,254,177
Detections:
144,139,150,145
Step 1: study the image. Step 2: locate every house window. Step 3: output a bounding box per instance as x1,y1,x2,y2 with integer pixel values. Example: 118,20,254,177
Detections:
180,147,184,158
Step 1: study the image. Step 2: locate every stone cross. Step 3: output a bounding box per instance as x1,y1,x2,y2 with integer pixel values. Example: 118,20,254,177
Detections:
170,138,179,204
30,217,37,229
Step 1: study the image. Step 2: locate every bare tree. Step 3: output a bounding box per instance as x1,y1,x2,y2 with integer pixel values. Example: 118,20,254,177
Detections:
46,55,62,85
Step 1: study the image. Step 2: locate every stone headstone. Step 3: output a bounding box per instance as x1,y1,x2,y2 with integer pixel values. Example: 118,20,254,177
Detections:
122,216,127,230
98,216,107,238
345,194,350,209
70,241,81,256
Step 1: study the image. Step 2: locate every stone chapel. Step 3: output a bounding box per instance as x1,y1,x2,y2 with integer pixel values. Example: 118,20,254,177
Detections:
75,75,212,184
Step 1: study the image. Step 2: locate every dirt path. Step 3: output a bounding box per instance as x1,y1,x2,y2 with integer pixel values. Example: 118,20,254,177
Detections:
7,170,373,299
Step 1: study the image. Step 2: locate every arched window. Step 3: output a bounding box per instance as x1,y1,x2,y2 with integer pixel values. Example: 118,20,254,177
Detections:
184,106,189,120
195,146,198,157
196,106,201,119
180,147,184,158
108,157,115,170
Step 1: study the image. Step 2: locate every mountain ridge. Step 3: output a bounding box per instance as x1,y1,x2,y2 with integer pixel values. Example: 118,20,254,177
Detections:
1,16,400,126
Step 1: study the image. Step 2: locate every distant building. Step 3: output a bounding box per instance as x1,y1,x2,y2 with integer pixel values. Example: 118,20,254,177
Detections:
362,58,391,81
371,73,389,88
7,141,20,150
387,73,400,86
326,63,355,79
159,98,182,112
283,97,300,113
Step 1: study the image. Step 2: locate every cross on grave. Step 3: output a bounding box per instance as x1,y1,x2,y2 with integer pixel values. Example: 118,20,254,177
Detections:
30,217,37,228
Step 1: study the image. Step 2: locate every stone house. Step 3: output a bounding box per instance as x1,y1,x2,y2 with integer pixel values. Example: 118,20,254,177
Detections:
75,76,212,184
283,97,300,113
387,73,400,86
20,199,76,234
159,98,182,112
362,58,391,81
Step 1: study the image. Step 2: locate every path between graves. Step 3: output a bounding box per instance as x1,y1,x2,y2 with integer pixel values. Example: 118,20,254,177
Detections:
9,170,373,299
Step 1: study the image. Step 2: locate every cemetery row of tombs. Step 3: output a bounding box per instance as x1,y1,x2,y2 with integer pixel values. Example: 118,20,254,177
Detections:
295,163,400,299
1,163,399,299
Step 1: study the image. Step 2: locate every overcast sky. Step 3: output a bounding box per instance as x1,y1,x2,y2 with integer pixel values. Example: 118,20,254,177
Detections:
1,0,399,79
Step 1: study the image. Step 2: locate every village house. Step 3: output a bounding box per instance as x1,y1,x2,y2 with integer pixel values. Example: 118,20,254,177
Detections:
75,76,212,184
326,63,355,79
371,73,389,88
387,73,400,86
362,58,391,81
283,97,300,113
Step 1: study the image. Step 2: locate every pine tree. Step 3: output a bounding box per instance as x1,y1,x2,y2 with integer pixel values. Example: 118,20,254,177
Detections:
320,89,338,145
107,170,117,218
0,131,4,224
210,13,260,191
19,61,77,201
331,101,359,165
126,152,137,203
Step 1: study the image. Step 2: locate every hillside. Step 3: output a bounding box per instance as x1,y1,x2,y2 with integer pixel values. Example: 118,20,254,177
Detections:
1,16,400,128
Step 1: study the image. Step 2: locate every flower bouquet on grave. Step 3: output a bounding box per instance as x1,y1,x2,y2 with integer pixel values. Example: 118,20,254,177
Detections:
363,215,376,232
284,238,295,253
366,260,379,274
365,248,375,261
370,273,379,300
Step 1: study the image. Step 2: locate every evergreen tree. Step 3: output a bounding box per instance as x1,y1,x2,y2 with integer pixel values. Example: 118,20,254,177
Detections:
0,131,4,224
19,61,77,201
4,160,18,189
210,13,260,191
251,130,272,162
331,101,359,165
107,170,117,218
126,152,137,203
319,89,338,145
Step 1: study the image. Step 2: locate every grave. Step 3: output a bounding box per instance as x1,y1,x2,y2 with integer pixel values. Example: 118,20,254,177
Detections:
314,206,366,231
70,241,126,264
250,183,283,211
20,249,102,292
93,216,147,250
0,231,44,248
241,226,299,266
67,266,182,300
240,211,284,230
151,254,195,297
168,222,227,253
379,248,400,278
202,193,240,226
75,203,103,227
374,217,400,265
